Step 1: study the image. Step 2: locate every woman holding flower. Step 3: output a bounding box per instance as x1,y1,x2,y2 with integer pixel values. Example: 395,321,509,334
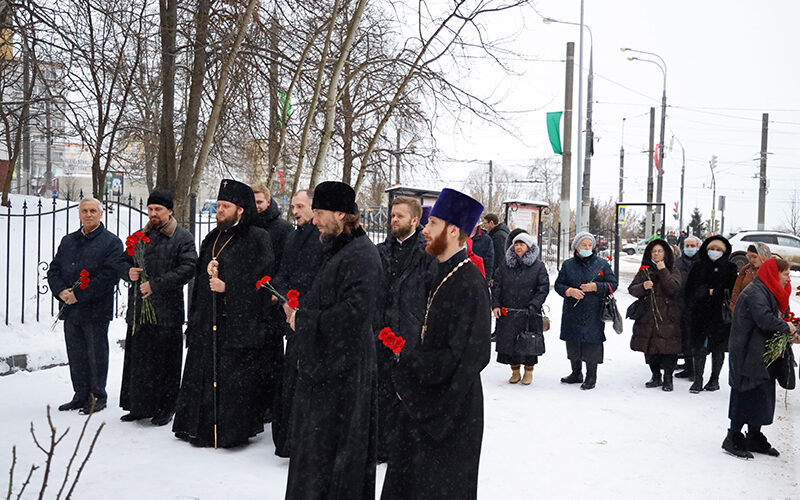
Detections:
628,239,683,391
491,232,549,385
722,257,799,459
554,232,618,390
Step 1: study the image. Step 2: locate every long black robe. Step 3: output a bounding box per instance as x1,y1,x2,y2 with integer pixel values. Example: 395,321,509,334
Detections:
285,227,381,499
382,248,491,500
172,222,274,448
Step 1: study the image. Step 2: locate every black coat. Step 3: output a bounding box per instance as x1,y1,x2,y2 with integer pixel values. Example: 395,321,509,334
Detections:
382,249,491,500
684,235,737,352
253,200,293,269
471,227,495,280
554,252,618,343
172,222,274,448
488,222,510,272
122,217,197,327
286,227,381,499
47,223,124,322
728,277,792,392
491,246,549,357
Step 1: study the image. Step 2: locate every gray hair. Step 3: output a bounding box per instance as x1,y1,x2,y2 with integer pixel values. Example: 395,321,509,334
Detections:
79,197,103,212
684,235,700,246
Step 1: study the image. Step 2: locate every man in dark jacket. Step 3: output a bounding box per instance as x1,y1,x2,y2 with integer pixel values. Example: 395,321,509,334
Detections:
470,223,494,281
382,188,491,500
375,196,436,462
120,189,197,426
252,184,293,422
48,198,124,414
271,189,325,458
173,179,274,448
483,213,509,278
674,235,700,379
285,181,381,499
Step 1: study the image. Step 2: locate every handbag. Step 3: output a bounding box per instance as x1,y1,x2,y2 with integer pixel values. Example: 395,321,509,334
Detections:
720,290,733,324
540,304,550,332
768,344,796,390
625,298,647,321
602,294,624,334
514,330,546,356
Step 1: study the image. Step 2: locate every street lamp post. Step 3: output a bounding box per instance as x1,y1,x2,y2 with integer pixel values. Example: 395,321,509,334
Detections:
544,10,593,232
672,135,686,232
622,48,667,226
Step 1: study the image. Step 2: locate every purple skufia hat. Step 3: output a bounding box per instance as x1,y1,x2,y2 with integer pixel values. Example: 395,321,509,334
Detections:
429,188,484,234
420,205,432,226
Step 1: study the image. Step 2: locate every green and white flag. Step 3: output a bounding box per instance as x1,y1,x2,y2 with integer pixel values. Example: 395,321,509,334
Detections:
547,111,563,155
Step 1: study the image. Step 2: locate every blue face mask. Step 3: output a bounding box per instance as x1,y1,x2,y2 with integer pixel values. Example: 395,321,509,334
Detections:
578,249,593,258
683,247,698,257
707,249,723,261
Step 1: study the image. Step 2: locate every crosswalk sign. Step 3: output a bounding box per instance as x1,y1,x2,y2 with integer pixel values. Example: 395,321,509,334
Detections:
617,205,627,226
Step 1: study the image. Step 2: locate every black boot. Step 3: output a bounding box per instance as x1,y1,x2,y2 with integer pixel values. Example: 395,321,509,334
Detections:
580,363,597,390
722,430,753,459
746,431,780,457
689,355,705,394
675,356,694,379
704,352,724,391
645,364,662,388
662,369,674,392
561,360,584,384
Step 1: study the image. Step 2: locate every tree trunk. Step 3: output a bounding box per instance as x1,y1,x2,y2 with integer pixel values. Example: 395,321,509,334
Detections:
266,8,280,188
309,0,369,189
157,0,177,189
172,0,211,224
341,62,354,185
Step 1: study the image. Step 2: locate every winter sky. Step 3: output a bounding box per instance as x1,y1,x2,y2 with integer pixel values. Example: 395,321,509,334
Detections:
424,0,799,233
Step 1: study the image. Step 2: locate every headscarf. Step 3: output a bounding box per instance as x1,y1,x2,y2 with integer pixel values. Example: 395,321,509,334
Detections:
757,257,791,313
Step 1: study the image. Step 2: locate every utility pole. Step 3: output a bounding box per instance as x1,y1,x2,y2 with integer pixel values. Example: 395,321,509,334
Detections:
560,42,575,263
719,195,726,235
574,1,585,233
645,107,655,239
757,113,769,230
618,118,625,202
488,160,493,211
710,155,717,234
656,81,666,227
679,141,685,232
580,47,594,232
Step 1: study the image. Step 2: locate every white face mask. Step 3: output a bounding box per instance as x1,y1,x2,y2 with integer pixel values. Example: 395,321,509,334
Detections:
707,249,724,261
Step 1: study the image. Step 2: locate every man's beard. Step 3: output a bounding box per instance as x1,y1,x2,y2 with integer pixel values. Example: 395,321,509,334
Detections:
391,221,414,240
318,219,341,244
217,212,239,231
425,228,449,257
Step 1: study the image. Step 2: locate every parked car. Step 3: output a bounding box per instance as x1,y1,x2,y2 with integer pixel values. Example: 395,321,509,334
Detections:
200,199,217,216
595,235,609,251
621,238,647,255
728,230,800,270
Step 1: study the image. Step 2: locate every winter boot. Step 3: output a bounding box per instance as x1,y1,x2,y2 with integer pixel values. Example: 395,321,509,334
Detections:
645,365,663,388
746,432,780,457
675,356,694,379
721,430,754,459
521,365,534,385
662,369,674,392
509,365,521,384
580,363,597,390
704,352,724,391
690,355,706,394
560,360,584,384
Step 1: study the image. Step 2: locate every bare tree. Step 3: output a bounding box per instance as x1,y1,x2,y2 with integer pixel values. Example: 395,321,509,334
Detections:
783,188,800,236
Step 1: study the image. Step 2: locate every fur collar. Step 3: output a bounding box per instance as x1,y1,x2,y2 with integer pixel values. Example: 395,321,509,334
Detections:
143,216,178,237
506,246,538,268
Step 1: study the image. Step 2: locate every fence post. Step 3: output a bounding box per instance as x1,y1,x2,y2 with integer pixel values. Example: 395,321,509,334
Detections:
21,201,27,323
5,200,11,325
36,199,42,322
189,193,197,238
51,197,56,316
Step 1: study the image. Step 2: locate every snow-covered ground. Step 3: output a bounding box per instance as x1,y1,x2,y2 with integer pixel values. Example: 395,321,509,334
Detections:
2,259,799,498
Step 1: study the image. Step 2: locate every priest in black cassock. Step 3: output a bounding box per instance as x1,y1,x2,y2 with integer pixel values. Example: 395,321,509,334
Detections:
381,188,491,500
172,179,274,448
284,181,381,499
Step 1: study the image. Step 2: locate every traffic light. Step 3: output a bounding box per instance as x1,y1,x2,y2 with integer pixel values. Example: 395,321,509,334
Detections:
672,202,679,220
711,155,718,170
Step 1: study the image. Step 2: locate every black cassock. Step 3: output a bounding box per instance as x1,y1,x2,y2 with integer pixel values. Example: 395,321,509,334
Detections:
382,248,491,500
285,227,381,499
172,222,273,448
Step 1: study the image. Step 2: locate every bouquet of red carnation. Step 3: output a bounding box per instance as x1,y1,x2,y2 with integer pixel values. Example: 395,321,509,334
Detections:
52,269,90,329
573,269,605,308
126,231,157,334
764,312,799,366
378,327,406,360
256,275,300,309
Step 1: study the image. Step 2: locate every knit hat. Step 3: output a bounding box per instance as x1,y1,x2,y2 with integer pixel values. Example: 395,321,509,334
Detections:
571,231,596,251
512,231,535,249
428,188,484,234
147,189,174,210
312,181,358,214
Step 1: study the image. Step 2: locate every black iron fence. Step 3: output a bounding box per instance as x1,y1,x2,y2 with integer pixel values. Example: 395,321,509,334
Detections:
0,192,387,326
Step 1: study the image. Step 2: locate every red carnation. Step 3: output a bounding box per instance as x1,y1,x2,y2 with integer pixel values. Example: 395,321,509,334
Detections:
501,307,508,316
607,256,613,261
287,289,300,309
598,270,604,276
379,327,405,358
379,327,393,342
389,336,406,355
639,265,650,271
80,269,89,277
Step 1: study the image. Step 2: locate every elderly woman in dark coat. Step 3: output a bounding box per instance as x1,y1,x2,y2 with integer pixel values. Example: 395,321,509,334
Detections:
554,232,618,390
722,257,798,459
492,232,549,385
628,239,683,392
684,235,738,393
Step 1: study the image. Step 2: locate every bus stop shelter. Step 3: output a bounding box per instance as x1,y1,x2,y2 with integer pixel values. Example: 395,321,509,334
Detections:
502,199,549,246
